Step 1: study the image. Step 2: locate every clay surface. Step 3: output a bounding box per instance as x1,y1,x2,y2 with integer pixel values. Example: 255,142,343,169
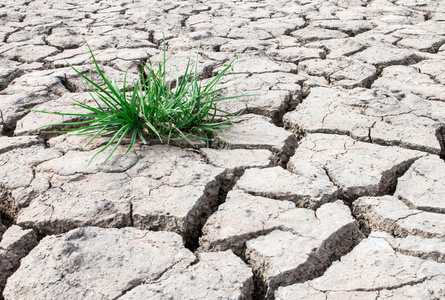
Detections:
1,0,445,299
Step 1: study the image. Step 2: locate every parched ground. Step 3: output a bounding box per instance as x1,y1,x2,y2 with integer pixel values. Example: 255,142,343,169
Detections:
1,0,445,299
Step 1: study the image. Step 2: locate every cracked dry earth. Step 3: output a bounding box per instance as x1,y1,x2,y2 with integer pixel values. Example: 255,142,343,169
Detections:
0,0,445,300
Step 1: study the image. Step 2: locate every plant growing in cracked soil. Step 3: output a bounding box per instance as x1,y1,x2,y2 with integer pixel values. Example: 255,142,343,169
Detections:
30,41,249,166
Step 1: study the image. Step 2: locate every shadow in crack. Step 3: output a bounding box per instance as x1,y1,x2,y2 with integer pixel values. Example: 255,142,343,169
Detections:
0,184,18,229
436,124,445,160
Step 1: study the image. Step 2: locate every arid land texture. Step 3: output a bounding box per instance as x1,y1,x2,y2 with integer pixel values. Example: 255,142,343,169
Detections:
0,0,445,299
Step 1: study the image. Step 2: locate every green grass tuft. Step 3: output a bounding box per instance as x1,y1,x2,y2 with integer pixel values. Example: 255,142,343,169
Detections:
29,41,252,166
